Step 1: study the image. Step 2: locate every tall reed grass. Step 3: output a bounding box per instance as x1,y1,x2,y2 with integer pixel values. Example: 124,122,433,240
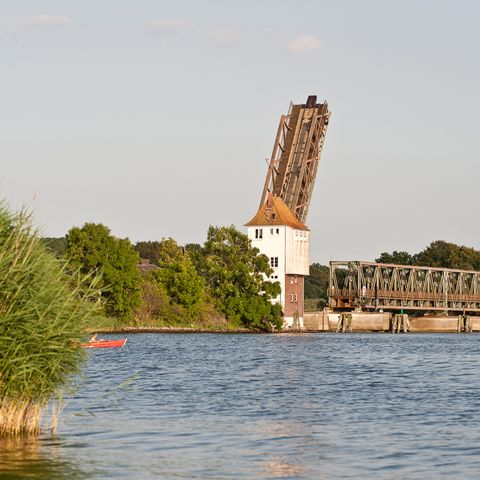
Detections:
0,204,100,435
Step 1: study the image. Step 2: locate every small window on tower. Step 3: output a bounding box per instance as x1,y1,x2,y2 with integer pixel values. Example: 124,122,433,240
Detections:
255,228,263,239
270,228,274,235
276,228,279,235
290,277,294,285
294,294,298,302
294,275,298,284
271,213,276,219
290,294,294,302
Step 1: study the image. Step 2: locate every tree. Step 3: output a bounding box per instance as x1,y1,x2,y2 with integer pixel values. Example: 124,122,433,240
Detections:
134,241,163,265
185,243,205,273
66,223,142,320
414,241,480,270
41,236,67,258
201,225,282,330
305,263,329,307
135,279,170,325
376,251,414,265
150,239,205,315
375,242,480,270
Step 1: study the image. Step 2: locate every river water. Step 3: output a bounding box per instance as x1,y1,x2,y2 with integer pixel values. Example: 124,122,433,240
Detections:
2,333,480,479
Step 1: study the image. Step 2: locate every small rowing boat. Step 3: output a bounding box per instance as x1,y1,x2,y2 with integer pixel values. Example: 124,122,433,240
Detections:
81,338,127,349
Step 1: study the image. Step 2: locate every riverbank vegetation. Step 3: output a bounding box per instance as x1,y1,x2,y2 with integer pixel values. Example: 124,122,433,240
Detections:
43,225,480,323
0,204,100,435
44,224,282,332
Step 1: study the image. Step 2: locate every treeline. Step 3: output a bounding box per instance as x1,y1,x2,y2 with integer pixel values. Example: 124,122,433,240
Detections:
42,224,282,331
376,240,480,271
43,229,480,324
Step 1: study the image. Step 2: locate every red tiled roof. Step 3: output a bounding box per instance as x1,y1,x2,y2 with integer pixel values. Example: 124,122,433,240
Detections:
245,195,309,231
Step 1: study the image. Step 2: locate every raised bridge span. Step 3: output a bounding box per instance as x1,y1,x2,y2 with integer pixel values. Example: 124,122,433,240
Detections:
329,261,480,313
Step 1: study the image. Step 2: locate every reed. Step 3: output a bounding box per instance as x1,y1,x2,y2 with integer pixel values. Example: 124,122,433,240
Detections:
0,203,100,435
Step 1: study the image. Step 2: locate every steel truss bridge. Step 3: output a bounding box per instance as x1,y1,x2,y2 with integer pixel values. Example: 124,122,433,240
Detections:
259,95,330,224
329,261,480,313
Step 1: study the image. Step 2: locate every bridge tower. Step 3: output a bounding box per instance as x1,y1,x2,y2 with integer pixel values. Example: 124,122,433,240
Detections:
246,95,330,328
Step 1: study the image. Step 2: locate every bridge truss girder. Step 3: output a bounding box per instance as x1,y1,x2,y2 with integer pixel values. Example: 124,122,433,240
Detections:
259,96,330,224
329,261,480,313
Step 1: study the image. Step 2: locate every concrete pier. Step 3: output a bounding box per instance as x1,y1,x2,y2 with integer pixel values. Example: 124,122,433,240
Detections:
303,311,480,333
304,311,390,332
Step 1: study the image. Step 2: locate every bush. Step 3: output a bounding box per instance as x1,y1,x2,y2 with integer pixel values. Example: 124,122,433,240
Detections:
0,205,100,435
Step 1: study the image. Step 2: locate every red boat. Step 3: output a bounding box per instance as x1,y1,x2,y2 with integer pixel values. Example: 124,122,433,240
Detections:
81,338,127,349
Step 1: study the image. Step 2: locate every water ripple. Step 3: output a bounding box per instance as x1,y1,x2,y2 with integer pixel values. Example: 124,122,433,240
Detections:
5,333,480,479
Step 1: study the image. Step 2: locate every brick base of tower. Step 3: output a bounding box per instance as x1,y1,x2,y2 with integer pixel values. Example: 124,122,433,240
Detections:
283,274,305,329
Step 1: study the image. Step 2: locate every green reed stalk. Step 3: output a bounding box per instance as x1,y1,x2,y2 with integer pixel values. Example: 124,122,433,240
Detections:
0,203,100,435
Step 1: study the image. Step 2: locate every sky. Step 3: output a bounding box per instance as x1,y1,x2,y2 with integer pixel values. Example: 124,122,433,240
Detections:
1,0,479,264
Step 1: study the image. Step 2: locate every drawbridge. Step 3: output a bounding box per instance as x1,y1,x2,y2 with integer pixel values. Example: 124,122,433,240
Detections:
259,95,330,224
329,261,480,313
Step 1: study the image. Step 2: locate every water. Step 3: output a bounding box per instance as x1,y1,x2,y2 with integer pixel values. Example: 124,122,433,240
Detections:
2,333,480,479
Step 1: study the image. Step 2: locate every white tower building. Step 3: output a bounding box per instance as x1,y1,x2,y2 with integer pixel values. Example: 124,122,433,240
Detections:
246,194,310,328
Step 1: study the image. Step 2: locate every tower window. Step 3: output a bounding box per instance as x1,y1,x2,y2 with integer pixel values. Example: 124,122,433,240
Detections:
255,228,263,239
276,228,279,235
290,294,294,302
294,294,298,302
270,257,278,268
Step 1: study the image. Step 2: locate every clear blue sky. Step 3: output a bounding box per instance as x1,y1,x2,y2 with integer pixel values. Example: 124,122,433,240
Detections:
1,0,479,263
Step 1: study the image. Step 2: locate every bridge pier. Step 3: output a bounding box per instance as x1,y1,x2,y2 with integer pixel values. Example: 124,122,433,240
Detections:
391,314,410,333
457,315,472,333
303,310,480,333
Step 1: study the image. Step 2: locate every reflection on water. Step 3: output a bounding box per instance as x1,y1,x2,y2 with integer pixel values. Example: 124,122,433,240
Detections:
3,333,480,479
0,436,90,480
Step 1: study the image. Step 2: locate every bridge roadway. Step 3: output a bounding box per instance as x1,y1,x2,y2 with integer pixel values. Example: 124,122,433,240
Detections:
329,261,480,313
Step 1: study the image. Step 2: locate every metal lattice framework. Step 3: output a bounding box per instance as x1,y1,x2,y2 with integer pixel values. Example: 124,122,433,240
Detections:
329,261,480,313
259,95,330,224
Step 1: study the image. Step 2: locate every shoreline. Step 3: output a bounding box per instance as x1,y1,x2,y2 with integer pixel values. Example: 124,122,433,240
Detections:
93,326,272,334
93,326,480,334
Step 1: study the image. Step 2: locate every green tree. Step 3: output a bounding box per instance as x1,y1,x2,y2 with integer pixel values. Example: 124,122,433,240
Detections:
151,239,205,315
375,251,414,265
376,242,480,270
185,243,205,272
134,241,163,265
201,225,282,330
66,223,142,320
135,279,170,325
305,263,329,307
413,240,480,270
40,236,67,258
